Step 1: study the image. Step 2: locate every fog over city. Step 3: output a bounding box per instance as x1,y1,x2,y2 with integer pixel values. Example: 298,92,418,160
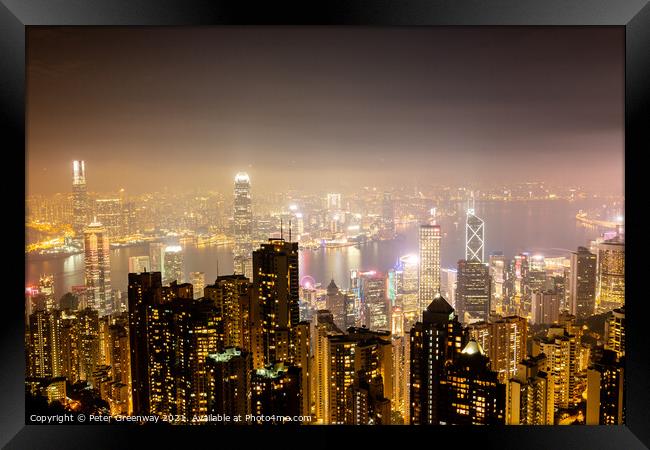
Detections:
27,27,623,195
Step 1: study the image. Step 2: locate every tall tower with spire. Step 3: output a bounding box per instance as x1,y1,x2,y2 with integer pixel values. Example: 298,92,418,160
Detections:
465,192,485,263
233,172,253,277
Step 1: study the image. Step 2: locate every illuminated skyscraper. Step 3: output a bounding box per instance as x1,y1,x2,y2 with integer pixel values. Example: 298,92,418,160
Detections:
189,271,206,299
596,236,625,311
392,334,409,423
533,326,580,411
128,272,217,418
172,296,220,418
204,274,255,355
441,340,506,425
418,224,441,315
127,271,163,415
456,260,491,324
233,172,253,278
569,247,597,319
163,245,184,284
398,254,419,328
410,294,465,425
78,308,100,384
289,321,312,416
128,256,150,274
468,316,528,384
59,312,80,383
465,201,485,263
506,354,554,425
39,274,56,311
328,328,393,425
604,306,625,358
311,311,344,423
586,350,625,425
84,220,112,316
27,309,62,378
252,238,300,367
72,160,89,237
356,271,388,330
108,322,130,386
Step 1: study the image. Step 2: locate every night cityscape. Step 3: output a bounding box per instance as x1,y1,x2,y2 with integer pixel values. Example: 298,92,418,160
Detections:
25,27,624,426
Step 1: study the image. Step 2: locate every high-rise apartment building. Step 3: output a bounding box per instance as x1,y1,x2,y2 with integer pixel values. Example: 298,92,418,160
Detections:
604,306,625,358
468,315,527,384
569,247,597,319
596,236,625,311
312,310,344,424
204,274,255,357
506,354,554,425
128,272,218,418
328,328,393,425
27,309,62,379
39,274,56,311
586,350,625,425
533,326,580,411
252,238,300,367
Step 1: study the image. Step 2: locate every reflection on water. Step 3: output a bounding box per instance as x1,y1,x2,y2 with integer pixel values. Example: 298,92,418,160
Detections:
27,199,608,298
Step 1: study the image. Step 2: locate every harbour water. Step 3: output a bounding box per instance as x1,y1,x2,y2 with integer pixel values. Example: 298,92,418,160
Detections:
26,199,613,299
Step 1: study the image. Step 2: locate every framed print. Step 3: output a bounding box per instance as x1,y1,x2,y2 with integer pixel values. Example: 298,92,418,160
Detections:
1,1,649,449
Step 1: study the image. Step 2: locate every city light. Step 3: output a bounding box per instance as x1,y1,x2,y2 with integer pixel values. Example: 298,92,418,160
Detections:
24,27,625,429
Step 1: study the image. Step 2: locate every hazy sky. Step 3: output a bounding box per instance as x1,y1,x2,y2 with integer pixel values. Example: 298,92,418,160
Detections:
27,27,624,195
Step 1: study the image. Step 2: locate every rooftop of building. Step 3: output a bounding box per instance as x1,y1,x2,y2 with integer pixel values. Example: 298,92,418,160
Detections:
426,292,454,315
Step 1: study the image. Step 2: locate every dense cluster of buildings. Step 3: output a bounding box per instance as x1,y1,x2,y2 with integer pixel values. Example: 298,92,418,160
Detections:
25,162,626,426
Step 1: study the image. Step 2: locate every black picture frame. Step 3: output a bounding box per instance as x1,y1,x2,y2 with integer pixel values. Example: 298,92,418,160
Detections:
2,1,648,448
